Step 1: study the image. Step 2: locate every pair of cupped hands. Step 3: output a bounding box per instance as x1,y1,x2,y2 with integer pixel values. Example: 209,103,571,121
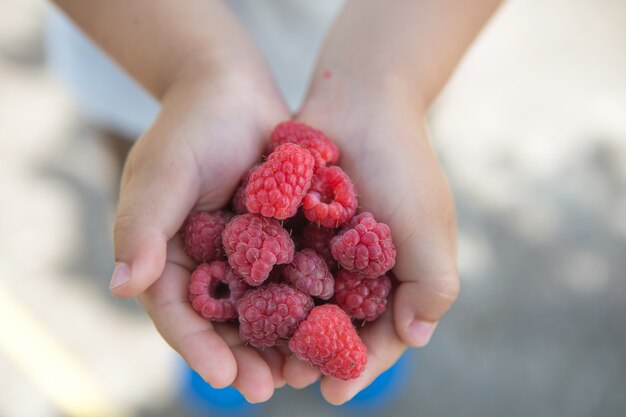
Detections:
108,61,459,404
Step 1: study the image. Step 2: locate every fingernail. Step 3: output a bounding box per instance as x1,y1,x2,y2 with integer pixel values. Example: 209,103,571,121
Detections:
407,321,437,347
109,263,131,289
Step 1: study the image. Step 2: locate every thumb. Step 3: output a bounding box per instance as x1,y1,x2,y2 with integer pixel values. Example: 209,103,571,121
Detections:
109,151,197,298
392,175,460,348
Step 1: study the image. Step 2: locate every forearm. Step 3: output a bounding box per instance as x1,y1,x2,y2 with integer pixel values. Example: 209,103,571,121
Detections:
307,0,501,110
52,0,263,99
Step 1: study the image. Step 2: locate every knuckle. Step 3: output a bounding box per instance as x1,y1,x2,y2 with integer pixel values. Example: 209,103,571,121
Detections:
113,213,137,241
120,145,141,187
112,213,144,258
432,272,460,305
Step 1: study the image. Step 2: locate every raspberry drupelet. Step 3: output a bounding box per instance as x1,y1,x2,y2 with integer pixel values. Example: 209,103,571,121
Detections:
188,261,249,321
282,249,334,300
182,210,233,263
289,304,367,380
296,223,338,271
245,143,315,220
231,167,256,215
237,283,314,348
270,120,340,168
334,270,392,321
302,166,357,228
222,213,295,286
331,212,396,277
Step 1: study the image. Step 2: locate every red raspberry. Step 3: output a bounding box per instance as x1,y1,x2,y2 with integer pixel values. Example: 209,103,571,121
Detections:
270,120,340,168
330,212,396,277
282,249,334,300
232,167,255,215
188,261,248,321
237,283,314,348
297,223,337,270
334,270,392,321
222,213,295,286
183,211,234,263
302,166,357,228
289,304,367,380
245,143,315,219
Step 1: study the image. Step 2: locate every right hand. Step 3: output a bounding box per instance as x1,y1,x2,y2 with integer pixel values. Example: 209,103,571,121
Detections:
108,67,290,403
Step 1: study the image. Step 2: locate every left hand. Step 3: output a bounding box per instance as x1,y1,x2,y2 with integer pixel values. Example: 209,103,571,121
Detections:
282,79,460,404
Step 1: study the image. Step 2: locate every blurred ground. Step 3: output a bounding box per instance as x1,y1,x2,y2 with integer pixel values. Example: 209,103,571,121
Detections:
1,0,625,416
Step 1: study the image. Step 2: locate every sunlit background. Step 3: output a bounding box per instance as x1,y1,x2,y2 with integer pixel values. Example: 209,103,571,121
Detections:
1,0,625,416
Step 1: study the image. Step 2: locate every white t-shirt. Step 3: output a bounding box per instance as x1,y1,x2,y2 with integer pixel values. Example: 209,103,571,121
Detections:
46,1,343,138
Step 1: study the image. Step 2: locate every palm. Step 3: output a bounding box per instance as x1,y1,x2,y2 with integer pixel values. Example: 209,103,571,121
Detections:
295,106,458,403
138,236,286,400
122,80,291,402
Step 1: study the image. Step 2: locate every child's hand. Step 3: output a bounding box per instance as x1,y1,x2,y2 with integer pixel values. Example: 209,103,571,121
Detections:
109,69,290,403
285,83,460,404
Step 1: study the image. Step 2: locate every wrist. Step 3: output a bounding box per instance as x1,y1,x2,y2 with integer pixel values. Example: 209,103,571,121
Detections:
162,53,284,111
300,68,426,140
304,50,430,114
155,26,273,100
156,58,287,151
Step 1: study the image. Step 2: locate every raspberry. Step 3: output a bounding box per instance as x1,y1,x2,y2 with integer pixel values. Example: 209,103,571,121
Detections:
245,143,315,219
222,213,295,286
334,270,391,321
232,167,255,214
330,212,396,277
183,211,233,263
297,223,337,270
237,283,314,348
188,261,249,321
289,305,367,380
282,249,334,300
302,166,357,228
270,120,340,168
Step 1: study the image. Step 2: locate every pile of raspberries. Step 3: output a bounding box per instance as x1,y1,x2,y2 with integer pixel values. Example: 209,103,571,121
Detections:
183,121,396,381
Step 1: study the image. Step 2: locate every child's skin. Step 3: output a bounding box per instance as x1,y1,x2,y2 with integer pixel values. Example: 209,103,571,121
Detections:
54,0,500,405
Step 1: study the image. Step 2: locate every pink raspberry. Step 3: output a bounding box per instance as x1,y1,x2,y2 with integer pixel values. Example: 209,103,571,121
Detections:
270,120,340,168
334,270,392,321
282,249,334,300
245,143,315,219
188,261,249,321
232,167,256,214
183,211,233,263
330,212,396,277
237,283,314,348
302,166,357,228
297,223,337,270
289,304,367,380
222,213,295,286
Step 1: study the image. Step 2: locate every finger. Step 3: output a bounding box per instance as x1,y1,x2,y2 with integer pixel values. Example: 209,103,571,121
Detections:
390,153,460,348
309,120,460,348
110,136,198,298
282,354,322,389
213,323,275,403
320,308,406,405
392,215,459,347
138,260,237,388
277,343,321,389
257,347,287,388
